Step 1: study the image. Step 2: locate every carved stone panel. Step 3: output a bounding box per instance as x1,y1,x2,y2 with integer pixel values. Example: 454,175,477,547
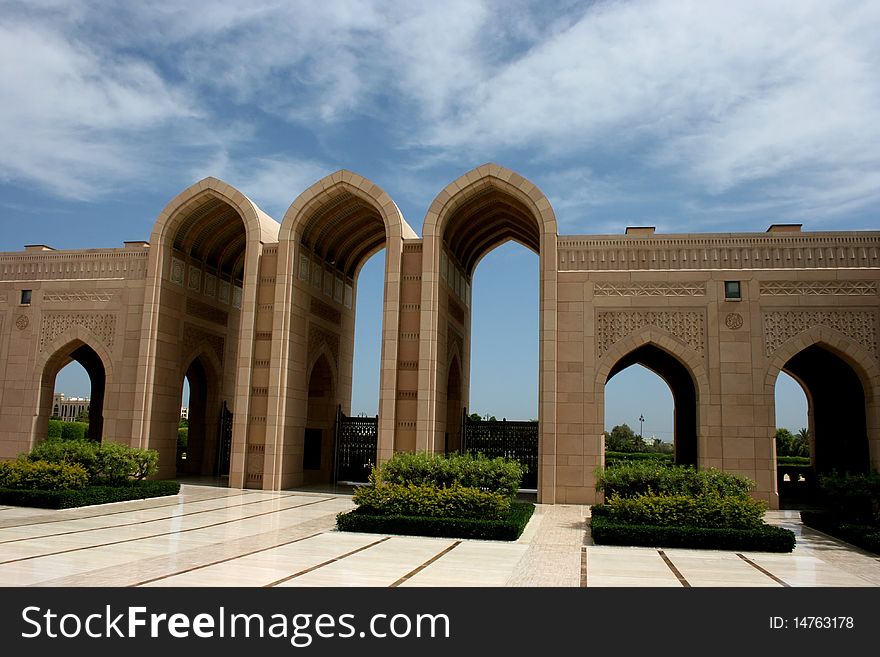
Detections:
593,282,706,297
182,322,225,365
43,290,118,303
596,310,705,357
39,313,116,351
307,324,340,370
760,280,877,296
762,310,877,358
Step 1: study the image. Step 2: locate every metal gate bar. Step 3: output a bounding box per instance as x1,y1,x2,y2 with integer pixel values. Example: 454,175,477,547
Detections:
333,406,378,484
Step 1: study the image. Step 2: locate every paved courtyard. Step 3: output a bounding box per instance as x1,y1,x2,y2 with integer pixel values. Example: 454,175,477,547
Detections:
0,484,878,587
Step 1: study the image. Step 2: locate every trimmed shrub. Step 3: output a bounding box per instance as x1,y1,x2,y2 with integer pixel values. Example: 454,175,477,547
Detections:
28,439,98,475
337,502,534,541
0,460,89,491
353,481,509,520
800,512,880,555
602,493,766,529
377,452,523,498
47,419,63,440
0,480,180,509
60,421,90,442
596,461,754,499
777,456,811,467
26,439,159,484
590,514,796,552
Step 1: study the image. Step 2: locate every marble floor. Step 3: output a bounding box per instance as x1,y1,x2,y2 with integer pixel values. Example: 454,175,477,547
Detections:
0,484,877,587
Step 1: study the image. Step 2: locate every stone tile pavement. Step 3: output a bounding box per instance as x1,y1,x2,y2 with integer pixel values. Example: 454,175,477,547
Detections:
0,485,878,587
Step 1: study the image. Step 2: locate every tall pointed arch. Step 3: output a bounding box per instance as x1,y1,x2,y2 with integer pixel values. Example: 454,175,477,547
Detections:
418,164,559,502
135,177,279,482
265,171,415,488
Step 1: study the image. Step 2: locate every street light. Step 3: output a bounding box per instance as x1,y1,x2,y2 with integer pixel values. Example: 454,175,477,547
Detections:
639,414,645,443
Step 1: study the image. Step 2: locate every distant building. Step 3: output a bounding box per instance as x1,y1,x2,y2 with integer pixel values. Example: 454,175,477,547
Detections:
52,393,90,422
180,406,189,420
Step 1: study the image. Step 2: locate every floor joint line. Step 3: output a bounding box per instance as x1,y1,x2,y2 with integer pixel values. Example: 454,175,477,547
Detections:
390,541,461,587
736,553,790,587
658,550,690,587
265,536,392,587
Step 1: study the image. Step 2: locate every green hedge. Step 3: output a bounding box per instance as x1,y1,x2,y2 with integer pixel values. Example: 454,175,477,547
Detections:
47,419,63,440
337,502,535,541
27,439,158,485
353,482,509,520
590,514,795,552
801,512,880,555
377,452,523,498
605,451,674,463
602,493,766,529
777,456,811,467
0,460,89,491
596,461,755,499
47,420,90,442
0,480,181,509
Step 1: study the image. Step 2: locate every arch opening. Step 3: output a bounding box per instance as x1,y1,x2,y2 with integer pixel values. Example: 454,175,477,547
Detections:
279,174,403,488
427,168,553,494
303,354,336,485
605,344,698,465
604,364,674,456
148,182,261,481
780,344,869,475
39,341,106,443
177,355,222,477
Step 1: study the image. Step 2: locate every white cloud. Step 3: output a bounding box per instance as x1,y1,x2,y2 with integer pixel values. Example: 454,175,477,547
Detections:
0,20,196,199
2,0,879,225
193,154,333,221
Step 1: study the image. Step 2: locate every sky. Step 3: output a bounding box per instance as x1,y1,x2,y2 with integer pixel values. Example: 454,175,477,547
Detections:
6,0,877,437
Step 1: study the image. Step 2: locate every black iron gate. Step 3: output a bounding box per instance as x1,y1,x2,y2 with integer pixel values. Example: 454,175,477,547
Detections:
461,410,538,490
215,401,232,477
333,406,378,484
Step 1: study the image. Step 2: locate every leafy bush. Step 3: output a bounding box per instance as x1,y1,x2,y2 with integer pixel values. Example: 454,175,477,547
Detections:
603,493,766,529
177,426,188,449
47,419,63,440
61,421,90,442
0,480,180,509
337,502,534,541
0,460,89,491
590,514,795,552
596,461,755,499
28,439,98,474
353,481,509,520
815,471,880,524
377,452,523,498
800,512,880,555
26,439,159,484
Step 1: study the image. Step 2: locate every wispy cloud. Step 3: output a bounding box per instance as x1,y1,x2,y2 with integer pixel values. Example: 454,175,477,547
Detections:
192,153,334,221
0,18,197,199
1,0,878,227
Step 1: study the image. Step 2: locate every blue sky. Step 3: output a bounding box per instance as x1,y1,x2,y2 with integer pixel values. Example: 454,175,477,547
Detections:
5,0,878,436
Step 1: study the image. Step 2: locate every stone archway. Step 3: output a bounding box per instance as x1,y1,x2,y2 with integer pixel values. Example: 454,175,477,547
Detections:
419,163,558,501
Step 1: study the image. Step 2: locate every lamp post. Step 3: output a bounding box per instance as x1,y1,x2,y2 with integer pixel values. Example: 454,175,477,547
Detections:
639,414,645,443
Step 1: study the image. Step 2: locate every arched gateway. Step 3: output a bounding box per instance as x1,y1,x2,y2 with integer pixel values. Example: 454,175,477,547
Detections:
0,166,878,507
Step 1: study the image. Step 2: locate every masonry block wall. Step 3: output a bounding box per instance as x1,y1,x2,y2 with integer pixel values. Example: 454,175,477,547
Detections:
1,168,878,509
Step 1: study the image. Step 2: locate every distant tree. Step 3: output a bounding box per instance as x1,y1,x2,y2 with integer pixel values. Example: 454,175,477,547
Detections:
776,428,810,458
604,423,641,452
468,413,497,421
794,428,811,458
76,408,89,423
